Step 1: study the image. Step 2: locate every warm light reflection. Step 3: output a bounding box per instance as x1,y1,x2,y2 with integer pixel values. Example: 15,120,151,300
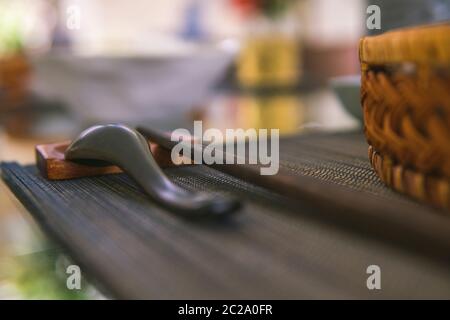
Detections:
199,94,304,136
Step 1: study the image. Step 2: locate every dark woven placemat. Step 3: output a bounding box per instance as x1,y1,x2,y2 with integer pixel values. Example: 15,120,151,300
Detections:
2,131,450,298
279,131,408,198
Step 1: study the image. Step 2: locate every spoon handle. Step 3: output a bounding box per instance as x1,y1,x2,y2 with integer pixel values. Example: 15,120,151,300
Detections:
65,124,240,218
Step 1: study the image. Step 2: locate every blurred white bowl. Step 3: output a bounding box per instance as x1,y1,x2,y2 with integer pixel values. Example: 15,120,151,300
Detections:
31,45,235,125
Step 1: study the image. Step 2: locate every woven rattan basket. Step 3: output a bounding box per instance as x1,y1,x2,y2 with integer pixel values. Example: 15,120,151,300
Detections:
360,23,450,210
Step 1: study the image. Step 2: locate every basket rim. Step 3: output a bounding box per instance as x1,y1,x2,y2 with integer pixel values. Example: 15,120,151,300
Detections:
359,22,450,67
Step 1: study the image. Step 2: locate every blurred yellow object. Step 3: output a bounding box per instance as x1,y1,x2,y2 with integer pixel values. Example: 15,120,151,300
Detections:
237,35,301,87
241,95,304,135
202,94,304,136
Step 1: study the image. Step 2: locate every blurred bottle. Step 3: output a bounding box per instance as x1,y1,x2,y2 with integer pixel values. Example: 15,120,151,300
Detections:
223,0,304,136
234,0,302,88
237,19,301,88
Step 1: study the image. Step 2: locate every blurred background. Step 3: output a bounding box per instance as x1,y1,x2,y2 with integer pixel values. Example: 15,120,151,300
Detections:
0,0,449,299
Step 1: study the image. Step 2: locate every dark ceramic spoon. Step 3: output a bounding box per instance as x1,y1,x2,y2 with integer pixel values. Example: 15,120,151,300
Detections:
65,124,240,218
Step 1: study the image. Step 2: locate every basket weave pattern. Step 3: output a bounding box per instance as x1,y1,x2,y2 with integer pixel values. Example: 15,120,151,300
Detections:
360,24,450,210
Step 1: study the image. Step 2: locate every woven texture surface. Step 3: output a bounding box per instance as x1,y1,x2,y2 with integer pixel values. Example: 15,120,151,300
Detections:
360,23,450,209
2,131,450,298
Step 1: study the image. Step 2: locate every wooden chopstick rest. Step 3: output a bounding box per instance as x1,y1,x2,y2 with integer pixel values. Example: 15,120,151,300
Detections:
36,140,186,180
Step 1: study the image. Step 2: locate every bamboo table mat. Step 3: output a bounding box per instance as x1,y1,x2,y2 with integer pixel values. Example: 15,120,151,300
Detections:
2,130,450,298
